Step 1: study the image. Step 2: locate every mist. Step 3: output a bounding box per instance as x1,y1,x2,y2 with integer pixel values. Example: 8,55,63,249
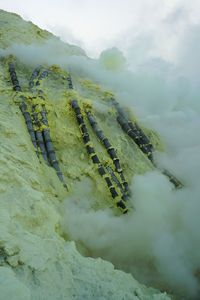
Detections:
62,26,200,299
1,21,200,299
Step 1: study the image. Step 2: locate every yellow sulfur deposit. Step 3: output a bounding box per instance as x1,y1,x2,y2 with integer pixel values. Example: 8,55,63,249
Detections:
0,9,173,300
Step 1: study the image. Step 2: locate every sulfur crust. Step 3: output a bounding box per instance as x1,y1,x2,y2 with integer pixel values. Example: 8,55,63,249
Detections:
0,9,172,300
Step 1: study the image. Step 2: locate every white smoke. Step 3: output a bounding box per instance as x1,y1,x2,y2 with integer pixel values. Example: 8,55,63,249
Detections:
1,18,200,300
61,26,200,299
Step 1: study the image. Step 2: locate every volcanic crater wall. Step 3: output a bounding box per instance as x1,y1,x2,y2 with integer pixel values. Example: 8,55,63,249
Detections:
0,9,174,300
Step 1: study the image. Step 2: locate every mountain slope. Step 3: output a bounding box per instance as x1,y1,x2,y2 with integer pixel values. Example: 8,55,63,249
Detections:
0,9,172,300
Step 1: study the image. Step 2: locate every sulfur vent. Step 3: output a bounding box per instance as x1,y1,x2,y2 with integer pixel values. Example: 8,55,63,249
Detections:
0,9,175,300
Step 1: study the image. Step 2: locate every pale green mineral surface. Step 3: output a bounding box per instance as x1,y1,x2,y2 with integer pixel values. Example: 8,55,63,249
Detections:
0,9,172,300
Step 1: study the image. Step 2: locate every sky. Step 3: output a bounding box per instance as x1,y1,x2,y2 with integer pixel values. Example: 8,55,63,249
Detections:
1,0,200,60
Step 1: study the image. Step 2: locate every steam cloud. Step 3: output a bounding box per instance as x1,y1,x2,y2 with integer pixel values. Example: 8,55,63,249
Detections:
1,22,200,300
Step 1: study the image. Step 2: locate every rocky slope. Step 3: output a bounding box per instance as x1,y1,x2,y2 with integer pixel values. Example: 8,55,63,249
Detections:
0,10,172,300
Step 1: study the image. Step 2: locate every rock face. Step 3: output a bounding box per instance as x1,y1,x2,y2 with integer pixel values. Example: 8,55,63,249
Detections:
0,10,172,300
